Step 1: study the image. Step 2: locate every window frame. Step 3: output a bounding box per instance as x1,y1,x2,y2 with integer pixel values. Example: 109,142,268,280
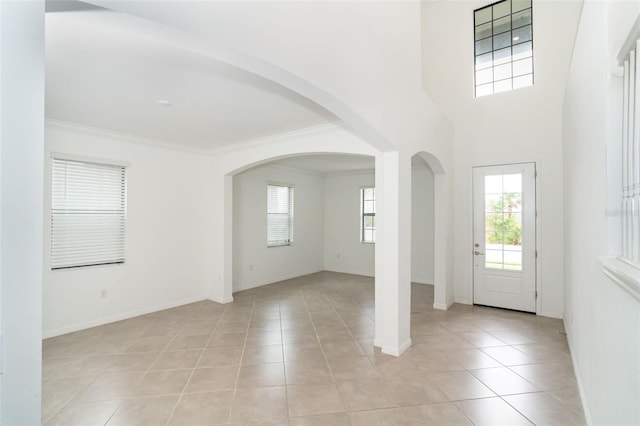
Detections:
360,187,376,244
50,155,128,270
474,0,534,97
266,183,294,247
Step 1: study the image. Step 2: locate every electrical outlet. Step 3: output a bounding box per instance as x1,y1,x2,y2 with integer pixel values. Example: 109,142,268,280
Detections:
249,264,254,271
101,289,108,298
337,253,341,259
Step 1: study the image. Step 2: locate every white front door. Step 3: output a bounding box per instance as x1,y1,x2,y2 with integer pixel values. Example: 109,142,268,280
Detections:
473,163,536,312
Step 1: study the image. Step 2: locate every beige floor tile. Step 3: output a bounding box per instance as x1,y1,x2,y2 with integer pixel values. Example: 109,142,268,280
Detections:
512,343,572,363
42,376,95,422
151,349,203,370
184,365,239,393
167,334,209,350
285,359,333,385
242,344,284,365
49,354,118,378
504,390,586,425
287,384,345,417
237,362,286,388
458,331,508,348
335,378,397,411
107,352,161,372
402,402,472,425
245,330,283,346
409,350,465,373
481,345,537,366
321,340,365,359
283,344,324,363
74,372,144,402
368,354,421,377
348,407,411,426
385,374,449,406
509,362,578,390
198,346,244,368
168,391,234,425
446,348,503,370
135,369,192,396
124,336,173,353
456,397,533,425
44,400,121,426
208,331,248,348
229,387,288,423
288,413,351,426
470,366,540,395
106,394,179,425
428,371,496,400
327,356,380,381
216,321,250,334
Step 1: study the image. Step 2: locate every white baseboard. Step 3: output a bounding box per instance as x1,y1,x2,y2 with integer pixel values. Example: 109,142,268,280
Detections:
537,310,564,319
565,327,593,425
382,338,412,357
433,302,449,310
373,338,384,348
323,267,374,278
233,269,324,293
413,281,434,285
209,296,234,304
42,296,206,339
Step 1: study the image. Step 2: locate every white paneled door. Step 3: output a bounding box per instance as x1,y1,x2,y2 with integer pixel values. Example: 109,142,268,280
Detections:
473,163,536,312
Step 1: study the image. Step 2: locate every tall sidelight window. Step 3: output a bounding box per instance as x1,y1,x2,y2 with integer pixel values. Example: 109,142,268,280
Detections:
360,187,376,243
474,0,534,97
51,158,126,269
619,31,640,263
267,184,294,247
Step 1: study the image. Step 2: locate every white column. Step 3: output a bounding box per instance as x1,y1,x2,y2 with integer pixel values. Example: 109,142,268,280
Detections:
633,41,640,262
0,1,44,424
433,172,453,310
374,151,412,356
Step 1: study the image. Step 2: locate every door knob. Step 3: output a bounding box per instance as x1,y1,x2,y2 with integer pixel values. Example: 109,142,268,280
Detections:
474,251,484,255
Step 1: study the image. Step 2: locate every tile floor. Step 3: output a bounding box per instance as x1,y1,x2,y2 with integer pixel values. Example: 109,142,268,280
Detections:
42,271,586,425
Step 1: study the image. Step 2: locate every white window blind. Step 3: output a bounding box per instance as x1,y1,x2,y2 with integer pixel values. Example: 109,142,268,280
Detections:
267,184,293,247
51,158,126,269
620,37,640,263
360,187,376,243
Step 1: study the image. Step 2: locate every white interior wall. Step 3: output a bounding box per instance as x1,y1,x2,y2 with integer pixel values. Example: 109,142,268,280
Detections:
563,1,640,424
421,0,583,318
323,171,375,277
411,165,435,284
0,1,44,423
43,122,209,337
232,164,325,292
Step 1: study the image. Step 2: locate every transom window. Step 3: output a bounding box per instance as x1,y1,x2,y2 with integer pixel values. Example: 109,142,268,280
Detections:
360,187,375,243
51,158,126,269
474,0,534,97
267,184,294,247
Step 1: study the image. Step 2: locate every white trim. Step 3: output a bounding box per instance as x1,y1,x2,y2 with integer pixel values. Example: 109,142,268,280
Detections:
600,256,640,302
46,118,209,155
412,280,434,286
50,151,131,168
208,296,234,304
323,267,374,278
373,338,384,348
382,338,412,357
232,269,324,293
537,310,563,320
566,329,594,426
42,296,206,339
617,13,640,66
433,300,454,310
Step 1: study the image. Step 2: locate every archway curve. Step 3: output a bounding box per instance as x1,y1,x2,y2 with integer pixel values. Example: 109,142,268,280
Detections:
76,5,394,153
410,150,451,311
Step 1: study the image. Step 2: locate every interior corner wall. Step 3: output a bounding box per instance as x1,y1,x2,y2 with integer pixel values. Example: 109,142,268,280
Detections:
43,123,210,338
562,1,640,424
323,167,434,284
324,171,376,276
232,164,325,292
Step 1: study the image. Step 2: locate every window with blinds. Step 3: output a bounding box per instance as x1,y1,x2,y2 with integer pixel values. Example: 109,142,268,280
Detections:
360,187,376,243
51,158,126,269
620,32,640,264
267,184,293,247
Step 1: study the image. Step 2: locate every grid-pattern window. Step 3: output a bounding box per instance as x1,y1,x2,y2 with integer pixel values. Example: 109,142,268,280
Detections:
51,158,126,269
360,187,375,243
267,184,294,247
474,0,533,97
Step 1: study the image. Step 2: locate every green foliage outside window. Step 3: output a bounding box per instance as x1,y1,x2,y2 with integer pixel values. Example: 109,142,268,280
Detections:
486,193,522,246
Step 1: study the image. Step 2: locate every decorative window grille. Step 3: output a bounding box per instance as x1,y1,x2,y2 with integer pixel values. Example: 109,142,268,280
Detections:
619,30,640,262
474,0,534,97
267,184,294,247
360,187,376,243
51,158,126,269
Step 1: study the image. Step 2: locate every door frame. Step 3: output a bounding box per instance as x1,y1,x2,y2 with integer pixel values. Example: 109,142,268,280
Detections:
470,161,540,314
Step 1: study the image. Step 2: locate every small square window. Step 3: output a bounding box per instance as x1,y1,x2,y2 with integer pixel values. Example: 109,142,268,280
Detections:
360,187,375,243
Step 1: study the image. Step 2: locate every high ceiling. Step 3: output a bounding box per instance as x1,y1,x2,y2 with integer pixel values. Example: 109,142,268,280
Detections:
45,6,338,151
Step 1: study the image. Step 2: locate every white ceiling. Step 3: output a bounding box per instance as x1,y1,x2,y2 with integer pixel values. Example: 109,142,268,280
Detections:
45,7,338,151
270,154,375,175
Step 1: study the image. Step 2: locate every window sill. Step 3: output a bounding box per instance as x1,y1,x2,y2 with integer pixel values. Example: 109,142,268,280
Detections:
600,256,640,302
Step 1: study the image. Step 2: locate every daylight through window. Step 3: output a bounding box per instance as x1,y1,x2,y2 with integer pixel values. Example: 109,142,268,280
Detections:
51,158,126,269
474,0,534,97
267,184,294,247
361,187,376,243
